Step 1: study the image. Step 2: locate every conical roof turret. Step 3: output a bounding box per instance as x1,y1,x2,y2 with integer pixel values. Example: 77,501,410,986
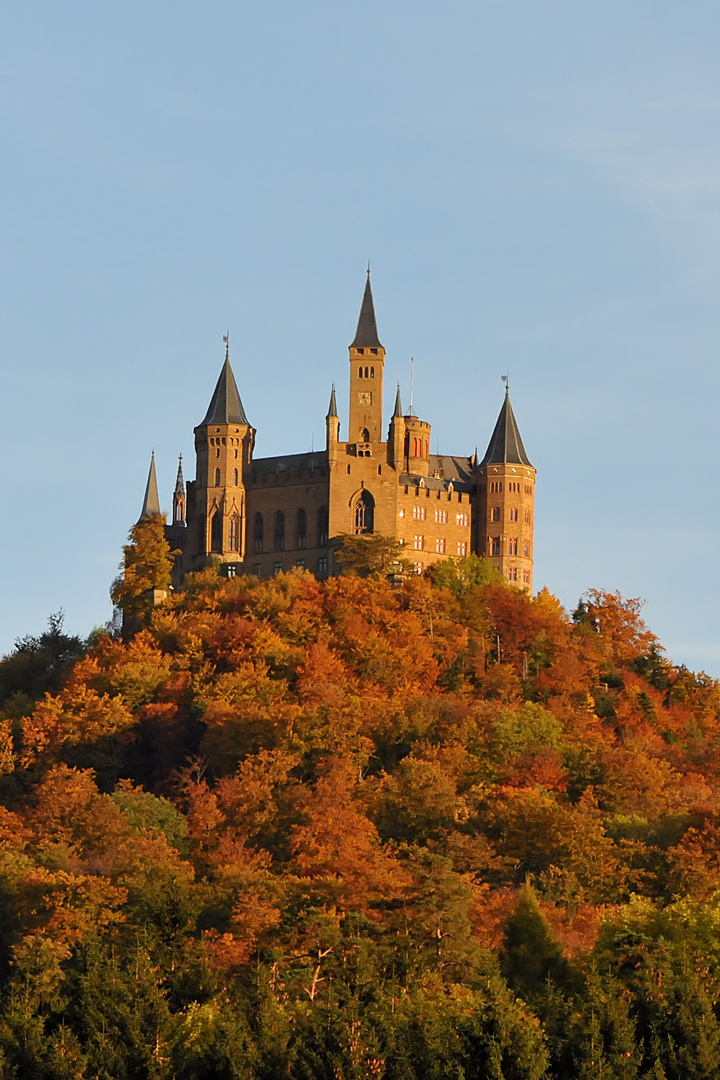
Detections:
480,389,532,467
326,384,338,418
350,271,383,349
140,452,161,519
392,383,403,418
200,339,249,426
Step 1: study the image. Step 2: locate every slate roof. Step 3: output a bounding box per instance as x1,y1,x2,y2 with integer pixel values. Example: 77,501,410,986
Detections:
480,392,532,467
200,352,249,427
326,384,338,418
350,273,383,349
140,452,161,519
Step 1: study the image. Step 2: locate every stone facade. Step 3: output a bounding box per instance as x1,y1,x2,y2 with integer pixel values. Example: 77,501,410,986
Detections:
157,276,536,590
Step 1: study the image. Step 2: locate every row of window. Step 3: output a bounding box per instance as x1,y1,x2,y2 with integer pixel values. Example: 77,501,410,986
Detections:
358,366,376,378
491,507,532,524
210,436,242,446
507,568,532,584
490,537,531,557
355,347,380,355
212,468,240,486
402,507,469,526
252,507,329,553
408,437,429,458
412,536,467,555
488,481,533,495
210,512,241,553
215,447,240,459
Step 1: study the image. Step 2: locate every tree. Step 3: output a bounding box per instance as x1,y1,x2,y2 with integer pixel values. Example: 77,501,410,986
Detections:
0,611,85,707
111,513,173,626
426,552,505,595
333,533,413,578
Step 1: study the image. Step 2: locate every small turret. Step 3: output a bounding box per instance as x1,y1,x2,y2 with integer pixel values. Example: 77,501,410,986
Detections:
388,384,405,469
173,454,186,526
404,415,431,477
326,383,340,449
192,336,255,564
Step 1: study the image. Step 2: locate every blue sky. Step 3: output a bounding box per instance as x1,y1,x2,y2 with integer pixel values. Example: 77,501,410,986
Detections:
2,1,720,671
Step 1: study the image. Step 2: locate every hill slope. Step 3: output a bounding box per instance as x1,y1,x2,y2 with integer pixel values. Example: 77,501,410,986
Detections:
0,566,719,1077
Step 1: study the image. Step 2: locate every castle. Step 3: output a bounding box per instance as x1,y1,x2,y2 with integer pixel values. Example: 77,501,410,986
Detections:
139,274,536,589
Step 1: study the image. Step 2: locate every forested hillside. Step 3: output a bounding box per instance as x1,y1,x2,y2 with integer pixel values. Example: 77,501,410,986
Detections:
1,554,720,1078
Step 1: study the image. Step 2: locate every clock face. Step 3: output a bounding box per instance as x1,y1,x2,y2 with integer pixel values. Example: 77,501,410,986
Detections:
358,392,372,406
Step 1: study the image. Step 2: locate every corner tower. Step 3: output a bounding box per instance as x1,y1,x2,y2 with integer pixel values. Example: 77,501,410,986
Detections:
348,272,385,446
476,388,535,590
191,339,255,565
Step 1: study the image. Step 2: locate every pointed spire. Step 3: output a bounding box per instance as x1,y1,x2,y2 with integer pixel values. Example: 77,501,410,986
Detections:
174,454,185,495
480,392,532,467
140,452,161,519
392,383,403,418
350,270,382,349
326,383,338,418
200,337,250,426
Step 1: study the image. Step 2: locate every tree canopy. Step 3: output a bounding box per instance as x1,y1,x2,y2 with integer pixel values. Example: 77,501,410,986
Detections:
0,569,719,1075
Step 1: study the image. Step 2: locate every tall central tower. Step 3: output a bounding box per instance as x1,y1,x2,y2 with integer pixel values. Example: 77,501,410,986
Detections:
348,272,385,445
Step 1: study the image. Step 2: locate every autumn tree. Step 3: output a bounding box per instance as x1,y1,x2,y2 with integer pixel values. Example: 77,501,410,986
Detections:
333,532,412,578
110,513,173,626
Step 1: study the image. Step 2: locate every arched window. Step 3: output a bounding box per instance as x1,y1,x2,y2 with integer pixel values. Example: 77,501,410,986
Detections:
317,505,328,546
214,467,221,486
296,508,307,548
253,513,264,553
358,367,363,378
233,468,239,485
354,490,375,535
229,514,239,551
370,366,374,378
412,437,418,457
274,510,285,551
211,511,223,553
364,366,369,378
361,428,370,443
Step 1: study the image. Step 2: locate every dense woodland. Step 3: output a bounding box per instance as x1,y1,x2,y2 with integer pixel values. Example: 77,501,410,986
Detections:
1,520,720,1077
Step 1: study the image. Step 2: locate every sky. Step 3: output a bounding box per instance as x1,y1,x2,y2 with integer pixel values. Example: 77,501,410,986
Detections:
2,0,720,672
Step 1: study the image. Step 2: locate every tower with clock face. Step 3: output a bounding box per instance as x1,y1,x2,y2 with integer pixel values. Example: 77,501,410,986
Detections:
348,271,385,446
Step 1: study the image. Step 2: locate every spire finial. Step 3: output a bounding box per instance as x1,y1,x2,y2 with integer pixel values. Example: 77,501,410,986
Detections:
223,331,230,362
501,373,509,395
367,260,371,277
409,357,415,415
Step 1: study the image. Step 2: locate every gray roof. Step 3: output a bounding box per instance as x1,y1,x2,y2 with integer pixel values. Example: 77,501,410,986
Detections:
392,384,403,418
400,471,472,494
200,352,249,427
480,392,532,467
251,450,329,477
326,384,338,418
140,452,161,518
350,273,383,349
429,454,474,484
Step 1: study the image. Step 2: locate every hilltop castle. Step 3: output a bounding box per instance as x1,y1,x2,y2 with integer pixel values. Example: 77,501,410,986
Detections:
140,275,536,588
